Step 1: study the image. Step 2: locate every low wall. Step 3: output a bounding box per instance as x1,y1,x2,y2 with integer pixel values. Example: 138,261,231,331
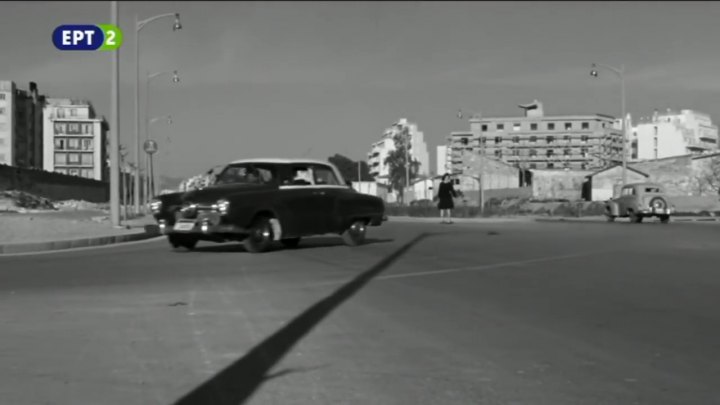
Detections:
668,195,720,212
0,164,109,203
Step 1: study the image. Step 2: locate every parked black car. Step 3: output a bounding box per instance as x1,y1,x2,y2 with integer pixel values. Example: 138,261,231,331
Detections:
150,159,387,253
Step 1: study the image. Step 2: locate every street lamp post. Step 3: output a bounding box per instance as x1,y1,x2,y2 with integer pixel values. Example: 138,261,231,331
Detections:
457,109,484,213
404,127,411,205
591,62,627,187
109,1,121,227
119,145,128,224
134,12,181,214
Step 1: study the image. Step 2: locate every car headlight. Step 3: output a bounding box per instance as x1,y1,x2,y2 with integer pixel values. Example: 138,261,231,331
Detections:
149,199,162,213
214,199,230,215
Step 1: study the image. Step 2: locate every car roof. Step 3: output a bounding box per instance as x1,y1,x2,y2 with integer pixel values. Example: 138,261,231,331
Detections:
626,182,664,188
228,158,334,166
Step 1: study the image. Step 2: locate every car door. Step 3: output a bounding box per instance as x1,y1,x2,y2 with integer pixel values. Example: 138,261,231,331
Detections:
308,163,345,234
278,164,328,236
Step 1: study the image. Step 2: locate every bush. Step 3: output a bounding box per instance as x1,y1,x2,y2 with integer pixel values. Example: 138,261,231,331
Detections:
385,198,612,218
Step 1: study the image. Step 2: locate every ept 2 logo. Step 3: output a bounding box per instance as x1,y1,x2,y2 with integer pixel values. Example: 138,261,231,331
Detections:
52,24,123,51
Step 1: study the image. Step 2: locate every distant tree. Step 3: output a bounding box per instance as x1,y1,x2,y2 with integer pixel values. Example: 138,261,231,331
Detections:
328,154,373,182
697,156,720,195
383,130,420,204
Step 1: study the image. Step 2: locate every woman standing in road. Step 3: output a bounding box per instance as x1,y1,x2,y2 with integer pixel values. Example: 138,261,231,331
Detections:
435,173,458,224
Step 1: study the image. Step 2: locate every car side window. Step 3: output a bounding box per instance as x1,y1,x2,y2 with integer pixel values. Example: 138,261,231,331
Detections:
216,164,275,185
282,165,313,186
311,165,341,186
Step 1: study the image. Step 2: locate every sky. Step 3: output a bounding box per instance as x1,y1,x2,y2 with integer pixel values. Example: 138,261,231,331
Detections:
1,1,720,178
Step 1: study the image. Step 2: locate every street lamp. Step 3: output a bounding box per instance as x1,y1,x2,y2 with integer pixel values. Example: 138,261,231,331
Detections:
109,1,121,227
590,62,627,187
145,69,180,141
134,11,182,214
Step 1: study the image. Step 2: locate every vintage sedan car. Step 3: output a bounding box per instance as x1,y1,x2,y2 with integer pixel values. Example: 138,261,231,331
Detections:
604,182,675,223
149,159,387,253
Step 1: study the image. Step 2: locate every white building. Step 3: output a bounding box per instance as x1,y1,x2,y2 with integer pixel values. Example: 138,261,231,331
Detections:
43,98,108,180
436,145,448,175
631,109,718,161
367,118,430,184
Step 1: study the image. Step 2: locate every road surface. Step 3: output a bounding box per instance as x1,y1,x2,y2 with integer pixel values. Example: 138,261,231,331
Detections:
1,220,719,405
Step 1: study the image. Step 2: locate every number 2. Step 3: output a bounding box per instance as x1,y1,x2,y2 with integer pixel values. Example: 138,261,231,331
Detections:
105,30,116,46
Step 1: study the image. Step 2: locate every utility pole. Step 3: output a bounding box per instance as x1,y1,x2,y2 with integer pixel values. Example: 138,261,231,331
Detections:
405,126,411,205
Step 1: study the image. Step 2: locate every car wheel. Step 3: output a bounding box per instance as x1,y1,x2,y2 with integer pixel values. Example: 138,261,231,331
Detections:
169,234,197,251
629,211,643,223
659,215,670,224
281,238,301,249
244,216,274,253
342,220,367,246
649,196,668,211
605,214,616,222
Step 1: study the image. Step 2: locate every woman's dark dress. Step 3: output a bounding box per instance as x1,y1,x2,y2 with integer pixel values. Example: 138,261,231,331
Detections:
437,181,457,210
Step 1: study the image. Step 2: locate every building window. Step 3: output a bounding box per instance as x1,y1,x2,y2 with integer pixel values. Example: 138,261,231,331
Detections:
513,123,521,131
0,108,5,115
69,168,80,176
0,153,5,162
547,163,555,169
54,138,65,149
481,124,488,132
602,123,606,128
546,149,554,157
529,136,537,143
81,153,94,165
529,163,537,169
54,123,65,134
57,108,66,118
67,153,80,164
67,123,80,134
654,126,658,135
68,138,80,150
54,152,67,164
564,148,571,156
581,163,588,170
70,109,77,117
460,138,469,145
530,123,538,131
512,136,519,143
81,169,94,178
0,93,5,100
581,148,589,156
494,136,502,144
565,122,572,130
0,138,4,146
563,135,571,142
512,149,520,156
496,124,504,131
82,139,93,150
529,149,537,156
547,123,555,130
55,168,67,175
546,136,555,144
494,150,501,157
581,135,589,143
581,122,590,130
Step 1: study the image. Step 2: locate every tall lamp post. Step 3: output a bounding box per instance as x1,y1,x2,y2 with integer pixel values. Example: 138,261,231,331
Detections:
146,70,180,139
109,1,121,227
134,12,182,214
590,62,627,187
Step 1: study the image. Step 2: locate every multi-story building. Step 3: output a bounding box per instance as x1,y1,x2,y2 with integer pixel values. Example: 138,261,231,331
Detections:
630,109,718,161
447,100,624,173
436,145,448,175
43,98,109,181
0,81,45,168
367,118,430,183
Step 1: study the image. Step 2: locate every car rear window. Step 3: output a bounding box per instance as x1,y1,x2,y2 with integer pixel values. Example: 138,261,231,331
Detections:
645,187,661,193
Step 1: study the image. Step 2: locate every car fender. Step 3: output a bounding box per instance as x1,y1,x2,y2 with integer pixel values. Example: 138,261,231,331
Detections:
606,200,620,216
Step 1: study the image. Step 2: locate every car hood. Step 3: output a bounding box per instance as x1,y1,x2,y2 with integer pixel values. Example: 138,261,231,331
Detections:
180,183,275,205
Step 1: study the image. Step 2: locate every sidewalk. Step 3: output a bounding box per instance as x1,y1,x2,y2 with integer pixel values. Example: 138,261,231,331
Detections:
534,215,720,223
0,212,160,254
388,215,720,225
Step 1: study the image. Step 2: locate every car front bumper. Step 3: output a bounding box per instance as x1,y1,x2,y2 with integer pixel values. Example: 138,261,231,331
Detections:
157,212,248,236
639,207,674,215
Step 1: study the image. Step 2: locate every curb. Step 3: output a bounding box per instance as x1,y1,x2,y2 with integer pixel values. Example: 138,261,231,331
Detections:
386,216,535,223
534,217,720,224
0,225,161,255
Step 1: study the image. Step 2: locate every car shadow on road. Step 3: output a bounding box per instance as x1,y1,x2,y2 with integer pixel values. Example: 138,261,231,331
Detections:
190,237,394,253
170,232,432,405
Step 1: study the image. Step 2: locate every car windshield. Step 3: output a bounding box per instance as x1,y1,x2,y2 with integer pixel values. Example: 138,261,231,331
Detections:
215,164,274,185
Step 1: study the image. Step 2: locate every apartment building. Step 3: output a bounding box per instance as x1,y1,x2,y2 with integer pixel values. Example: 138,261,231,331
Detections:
447,100,624,173
630,109,718,161
0,81,45,168
43,98,109,181
367,118,430,183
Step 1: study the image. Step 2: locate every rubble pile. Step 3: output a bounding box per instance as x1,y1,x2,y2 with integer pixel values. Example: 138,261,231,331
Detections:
55,200,109,211
0,190,56,212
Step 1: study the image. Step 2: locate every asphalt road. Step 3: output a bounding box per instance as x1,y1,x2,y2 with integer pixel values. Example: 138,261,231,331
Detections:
1,219,719,405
